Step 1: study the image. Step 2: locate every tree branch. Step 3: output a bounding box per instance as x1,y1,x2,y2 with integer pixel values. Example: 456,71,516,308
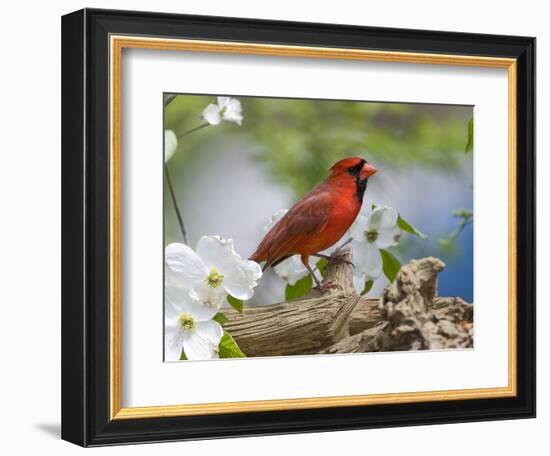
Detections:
224,250,473,356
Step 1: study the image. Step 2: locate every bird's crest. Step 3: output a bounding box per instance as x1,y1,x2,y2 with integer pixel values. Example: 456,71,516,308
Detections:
330,156,366,174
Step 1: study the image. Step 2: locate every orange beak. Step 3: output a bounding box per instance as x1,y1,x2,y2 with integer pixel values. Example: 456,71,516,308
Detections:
360,162,377,180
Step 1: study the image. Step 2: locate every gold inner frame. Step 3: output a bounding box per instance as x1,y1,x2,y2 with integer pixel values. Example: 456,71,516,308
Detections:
109,35,518,420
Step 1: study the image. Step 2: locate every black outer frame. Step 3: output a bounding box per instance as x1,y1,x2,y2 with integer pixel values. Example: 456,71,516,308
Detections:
61,8,536,447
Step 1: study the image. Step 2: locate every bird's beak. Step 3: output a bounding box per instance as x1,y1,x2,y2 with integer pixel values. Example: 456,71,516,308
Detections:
360,162,377,180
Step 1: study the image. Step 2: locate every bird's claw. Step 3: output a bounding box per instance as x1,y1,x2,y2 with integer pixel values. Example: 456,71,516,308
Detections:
328,257,355,269
314,281,342,292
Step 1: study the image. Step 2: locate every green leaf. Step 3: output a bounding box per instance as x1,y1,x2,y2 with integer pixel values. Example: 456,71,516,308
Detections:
316,258,329,278
285,274,313,300
180,329,245,359
218,331,246,358
452,209,473,220
213,312,229,325
380,249,401,283
397,214,428,240
227,295,243,313
438,209,473,249
465,117,473,153
360,280,374,296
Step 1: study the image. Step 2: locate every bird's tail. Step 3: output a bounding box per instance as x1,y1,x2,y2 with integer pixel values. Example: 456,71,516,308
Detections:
249,252,261,263
249,251,290,272
249,251,268,271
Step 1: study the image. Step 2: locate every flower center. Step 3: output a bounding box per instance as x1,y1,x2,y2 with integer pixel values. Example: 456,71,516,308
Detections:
365,229,378,243
206,267,224,288
178,313,196,332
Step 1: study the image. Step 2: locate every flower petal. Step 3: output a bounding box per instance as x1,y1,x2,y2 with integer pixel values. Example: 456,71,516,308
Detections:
165,243,208,289
274,255,309,285
196,320,223,346
222,98,243,125
216,96,231,109
352,241,382,280
165,286,188,318
201,103,222,125
164,129,178,162
165,284,219,321
353,274,368,294
349,214,369,242
375,226,401,249
188,281,226,315
368,206,398,231
196,236,262,300
164,264,181,288
224,260,262,300
182,321,223,360
196,235,230,269
164,322,184,361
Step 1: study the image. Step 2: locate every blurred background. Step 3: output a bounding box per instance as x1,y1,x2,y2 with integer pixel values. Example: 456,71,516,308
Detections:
164,94,473,305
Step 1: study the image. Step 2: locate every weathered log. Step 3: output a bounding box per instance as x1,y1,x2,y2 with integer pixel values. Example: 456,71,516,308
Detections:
321,322,390,354
378,257,473,351
348,299,382,335
224,246,359,356
224,248,473,356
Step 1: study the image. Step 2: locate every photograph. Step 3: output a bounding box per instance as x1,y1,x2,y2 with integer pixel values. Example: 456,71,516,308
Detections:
163,94,475,361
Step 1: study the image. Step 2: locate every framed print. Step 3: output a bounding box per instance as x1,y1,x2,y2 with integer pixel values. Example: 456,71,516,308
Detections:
61,8,536,447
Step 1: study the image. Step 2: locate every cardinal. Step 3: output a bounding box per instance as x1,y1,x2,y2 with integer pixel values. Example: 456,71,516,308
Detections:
250,156,377,289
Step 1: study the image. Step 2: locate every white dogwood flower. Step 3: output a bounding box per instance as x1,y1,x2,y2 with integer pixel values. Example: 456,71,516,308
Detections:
201,97,243,126
164,287,223,361
164,129,178,162
349,205,401,280
165,235,262,310
273,256,310,286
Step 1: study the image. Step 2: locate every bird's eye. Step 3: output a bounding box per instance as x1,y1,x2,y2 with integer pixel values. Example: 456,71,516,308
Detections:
346,160,367,177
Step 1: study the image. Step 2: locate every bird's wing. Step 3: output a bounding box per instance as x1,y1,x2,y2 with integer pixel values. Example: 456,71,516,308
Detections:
257,190,332,265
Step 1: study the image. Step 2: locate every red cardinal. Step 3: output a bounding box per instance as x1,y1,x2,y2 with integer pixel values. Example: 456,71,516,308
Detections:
250,157,377,288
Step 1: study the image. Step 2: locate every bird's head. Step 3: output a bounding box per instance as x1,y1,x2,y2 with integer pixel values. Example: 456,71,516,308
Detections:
329,156,377,181
328,157,377,203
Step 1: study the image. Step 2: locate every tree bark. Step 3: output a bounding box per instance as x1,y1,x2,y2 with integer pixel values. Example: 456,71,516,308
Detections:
223,247,473,357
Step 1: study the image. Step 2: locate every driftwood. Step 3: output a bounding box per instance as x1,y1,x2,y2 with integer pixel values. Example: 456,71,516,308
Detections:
225,246,473,356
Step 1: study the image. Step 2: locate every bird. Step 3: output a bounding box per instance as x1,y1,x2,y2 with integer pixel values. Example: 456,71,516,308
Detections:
250,156,377,289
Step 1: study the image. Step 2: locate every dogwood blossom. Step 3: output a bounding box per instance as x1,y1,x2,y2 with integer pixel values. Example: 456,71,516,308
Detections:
349,205,401,280
164,129,178,162
274,255,310,285
165,235,262,310
201,97,243,126
164,286,223,361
